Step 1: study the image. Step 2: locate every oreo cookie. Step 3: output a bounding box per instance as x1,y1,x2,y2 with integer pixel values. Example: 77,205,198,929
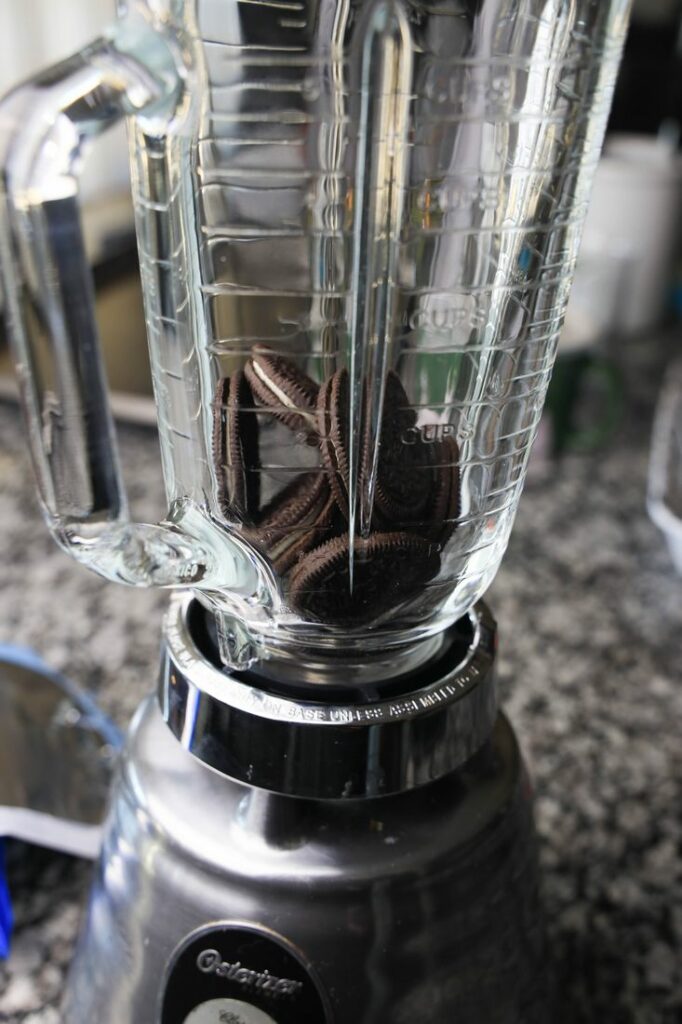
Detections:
245,351,319,440
318,368,432,525
288,531,440,626
212,372,260,520
212,354,461,627
317,367,351,517
248,472,339,574
371,373,431,524
423,435,461,544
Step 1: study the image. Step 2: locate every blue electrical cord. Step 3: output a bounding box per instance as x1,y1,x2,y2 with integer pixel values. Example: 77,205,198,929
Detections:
0,840,13,958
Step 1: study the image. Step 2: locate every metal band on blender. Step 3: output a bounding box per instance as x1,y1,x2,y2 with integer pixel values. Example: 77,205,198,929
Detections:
159,594,498,799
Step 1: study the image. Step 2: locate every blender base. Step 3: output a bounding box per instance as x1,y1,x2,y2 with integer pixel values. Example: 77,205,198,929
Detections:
63,601,549,1023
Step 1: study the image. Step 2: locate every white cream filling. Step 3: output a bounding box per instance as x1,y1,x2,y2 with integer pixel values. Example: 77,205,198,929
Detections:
253,361,317,430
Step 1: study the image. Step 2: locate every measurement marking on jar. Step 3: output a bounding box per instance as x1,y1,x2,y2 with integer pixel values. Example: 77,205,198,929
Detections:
196,221,583,242
208,110,319,124
209,80,312,94
197,135,303,146
234,0,304,8
198,275,570,298
196,160,594,180
395,337,556,354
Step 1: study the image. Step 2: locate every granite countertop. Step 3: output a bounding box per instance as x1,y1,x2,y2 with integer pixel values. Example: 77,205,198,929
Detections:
0,341,680,1023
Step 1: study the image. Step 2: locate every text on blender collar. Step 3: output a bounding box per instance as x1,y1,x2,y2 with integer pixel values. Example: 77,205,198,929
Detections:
196,949,302,998
257,669,479,723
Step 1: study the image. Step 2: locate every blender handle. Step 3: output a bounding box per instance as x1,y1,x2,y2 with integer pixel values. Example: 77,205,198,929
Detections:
0,20,211,588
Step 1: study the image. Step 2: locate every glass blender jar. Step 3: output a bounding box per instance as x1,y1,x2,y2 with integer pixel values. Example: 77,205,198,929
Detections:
1,0,630,672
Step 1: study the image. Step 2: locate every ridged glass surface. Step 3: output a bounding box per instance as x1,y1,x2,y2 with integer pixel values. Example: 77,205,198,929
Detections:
123,0,629,660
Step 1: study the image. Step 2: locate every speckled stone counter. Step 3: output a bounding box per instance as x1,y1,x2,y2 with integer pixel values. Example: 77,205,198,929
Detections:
0,341,680,1023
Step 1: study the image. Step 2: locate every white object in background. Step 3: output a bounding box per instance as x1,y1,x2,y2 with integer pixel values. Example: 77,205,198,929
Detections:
648,358,682,575
560,247,631,352
577,134,682,335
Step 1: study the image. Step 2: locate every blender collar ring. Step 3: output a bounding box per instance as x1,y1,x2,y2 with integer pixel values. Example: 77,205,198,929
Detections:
159,594,498,800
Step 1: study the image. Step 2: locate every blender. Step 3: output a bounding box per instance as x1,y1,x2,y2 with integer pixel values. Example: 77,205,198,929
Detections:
0,0,630,1020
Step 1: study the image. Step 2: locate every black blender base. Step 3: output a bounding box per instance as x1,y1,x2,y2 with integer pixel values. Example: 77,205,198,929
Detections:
63,599,549,1023
64,699,548,1023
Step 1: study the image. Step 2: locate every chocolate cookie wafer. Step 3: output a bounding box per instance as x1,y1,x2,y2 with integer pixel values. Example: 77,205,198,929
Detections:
247,472,340,574
422,435,461,544
371,373,432,524
245,351,318,440
289,531,440,626
317,367,350,516
318,368,432,525
212,372,260,519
